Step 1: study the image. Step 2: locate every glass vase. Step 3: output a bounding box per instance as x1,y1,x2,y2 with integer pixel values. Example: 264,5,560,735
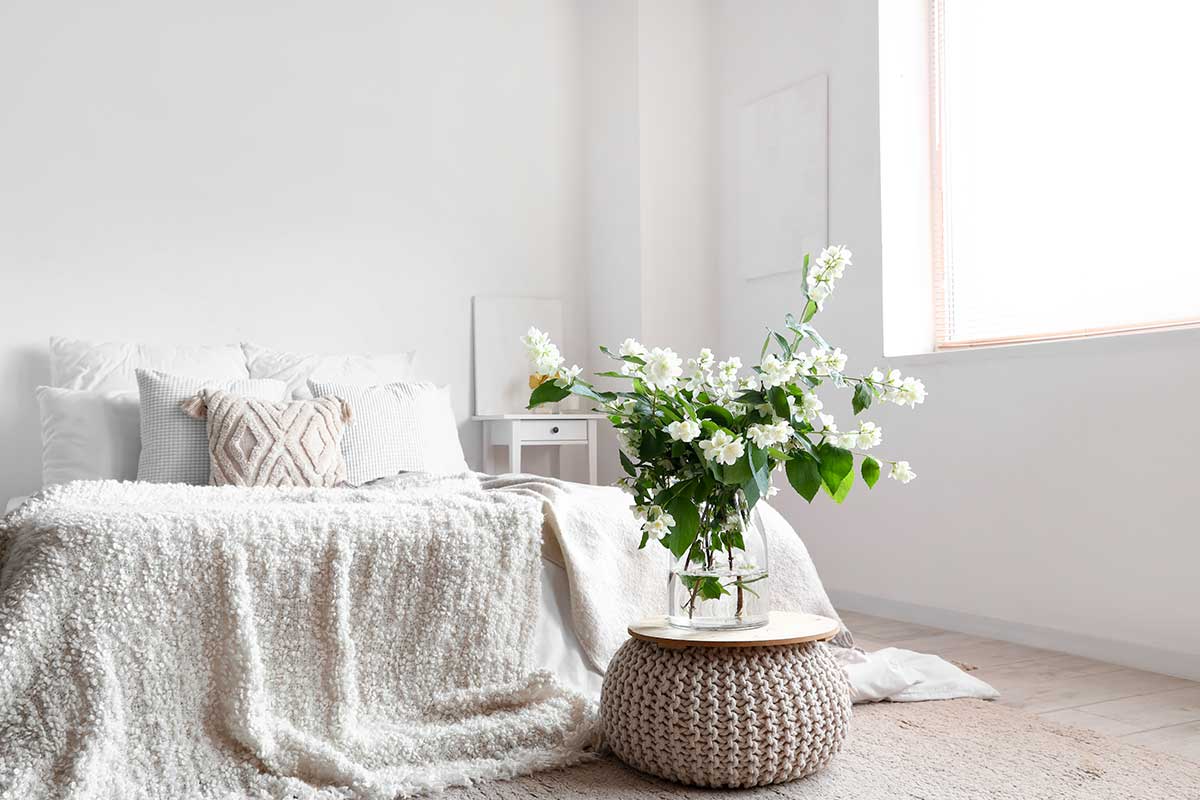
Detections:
666,494,770,630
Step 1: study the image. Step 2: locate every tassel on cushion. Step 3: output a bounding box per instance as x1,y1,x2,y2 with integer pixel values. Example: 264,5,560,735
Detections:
339,398,353,425
179,392,209,419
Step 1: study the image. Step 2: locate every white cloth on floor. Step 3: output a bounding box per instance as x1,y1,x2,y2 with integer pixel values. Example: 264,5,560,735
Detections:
834,646,999,703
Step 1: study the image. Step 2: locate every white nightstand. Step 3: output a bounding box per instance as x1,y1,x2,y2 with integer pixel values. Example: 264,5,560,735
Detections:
474,414,605,484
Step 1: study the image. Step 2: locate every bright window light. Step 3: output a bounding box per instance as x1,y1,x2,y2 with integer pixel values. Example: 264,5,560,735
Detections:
932,0,1200,348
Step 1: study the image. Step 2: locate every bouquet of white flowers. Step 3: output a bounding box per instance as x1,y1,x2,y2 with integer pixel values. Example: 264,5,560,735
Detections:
523,246,925,629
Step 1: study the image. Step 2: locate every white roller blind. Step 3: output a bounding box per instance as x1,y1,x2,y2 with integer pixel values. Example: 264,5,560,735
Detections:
933,0,1200,347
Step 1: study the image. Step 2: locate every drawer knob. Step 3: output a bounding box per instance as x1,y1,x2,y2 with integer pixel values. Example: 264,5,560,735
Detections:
551,426,560,434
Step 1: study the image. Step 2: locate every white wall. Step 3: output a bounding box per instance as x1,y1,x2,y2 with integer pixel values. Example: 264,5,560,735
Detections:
0,0,588,504
580,0,715,483
712,0,1200,676
637,0,715,355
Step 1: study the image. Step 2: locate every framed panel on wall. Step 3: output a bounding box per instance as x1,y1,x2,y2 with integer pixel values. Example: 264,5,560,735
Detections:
737,73,828,281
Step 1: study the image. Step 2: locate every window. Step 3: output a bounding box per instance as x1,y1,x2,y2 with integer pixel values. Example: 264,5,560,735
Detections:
930,1,1200,348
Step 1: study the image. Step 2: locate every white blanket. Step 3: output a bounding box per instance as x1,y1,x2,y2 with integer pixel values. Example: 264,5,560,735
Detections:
472,474,995,706
474,473,854,670
0,480,597,800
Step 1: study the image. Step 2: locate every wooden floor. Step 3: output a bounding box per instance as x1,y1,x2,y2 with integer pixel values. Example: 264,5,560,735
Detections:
840,608,1200,763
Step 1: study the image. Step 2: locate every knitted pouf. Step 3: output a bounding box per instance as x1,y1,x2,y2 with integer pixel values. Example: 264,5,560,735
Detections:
600,637,852,787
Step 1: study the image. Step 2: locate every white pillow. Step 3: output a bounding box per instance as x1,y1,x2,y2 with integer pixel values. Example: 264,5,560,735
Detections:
51,337,248,392
36,387,141,486
136,369,287,485
242,343,417,400
308,381,467,485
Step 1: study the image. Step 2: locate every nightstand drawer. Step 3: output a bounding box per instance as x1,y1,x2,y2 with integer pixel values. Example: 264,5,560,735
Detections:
522,419,587,442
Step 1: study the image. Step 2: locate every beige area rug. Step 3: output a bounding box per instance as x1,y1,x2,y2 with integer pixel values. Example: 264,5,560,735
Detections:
446,700,1200,799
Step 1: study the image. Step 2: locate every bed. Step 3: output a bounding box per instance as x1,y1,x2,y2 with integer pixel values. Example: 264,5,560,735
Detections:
0,338,993,799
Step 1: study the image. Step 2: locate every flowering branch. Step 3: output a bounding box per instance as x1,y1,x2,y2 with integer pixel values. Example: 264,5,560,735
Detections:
522,245,928,590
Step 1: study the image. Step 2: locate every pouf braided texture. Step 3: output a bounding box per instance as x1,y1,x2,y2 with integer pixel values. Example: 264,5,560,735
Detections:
600,637,852,787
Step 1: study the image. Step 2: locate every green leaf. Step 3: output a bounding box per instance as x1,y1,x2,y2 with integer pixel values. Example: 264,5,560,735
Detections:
801,298,819,324
697,576,729,600
663,495,701,558
595,370,633,379
772,331,793,360
697,404,735,427
862,456,881,488
817,443,854,503
784,312,802,333
785,453,822,502
653,478,696,510
570,382,616,404
720,454,753,486
619,450,637,477
852,382,873,415
723,526,745,551
740,444,771,509
800,323,830,351
800,252,811,296
768,386,790,420
528,380,570,408
735,389,767,406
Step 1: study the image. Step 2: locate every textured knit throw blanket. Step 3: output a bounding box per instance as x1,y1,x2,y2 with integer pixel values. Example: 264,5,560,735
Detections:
476,473,853,670
0,479,597,800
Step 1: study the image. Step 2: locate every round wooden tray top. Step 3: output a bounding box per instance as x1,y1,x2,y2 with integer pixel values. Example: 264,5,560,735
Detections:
628,611,841,649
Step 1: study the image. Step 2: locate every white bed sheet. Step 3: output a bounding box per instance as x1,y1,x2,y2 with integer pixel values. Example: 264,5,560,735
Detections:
5,495,27,514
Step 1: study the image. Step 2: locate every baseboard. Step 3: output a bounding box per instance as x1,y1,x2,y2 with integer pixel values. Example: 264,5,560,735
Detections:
828,589,1200,682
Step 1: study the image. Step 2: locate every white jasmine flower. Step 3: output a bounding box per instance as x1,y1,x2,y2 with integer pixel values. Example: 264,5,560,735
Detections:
717,357,742,385
816,245,852,276
633,505,649,521
855,421,882,450
554,364,583,387
534,344,564,376
808,281,832,306
521,326,551,349
806,245,853,308
759,354,798,389
766,483,780,498
810,346,848,374
821,413,855,447
699,430,745,466
616,427,641,458
890,460,916,484
798,392,824,422
619,338,648,358
665,419,702,442
643,347,684,389
643,514,675,541
521,327,566,376
683,351,714,392
739,374,761,392
896,377,927,407
747,419,792,448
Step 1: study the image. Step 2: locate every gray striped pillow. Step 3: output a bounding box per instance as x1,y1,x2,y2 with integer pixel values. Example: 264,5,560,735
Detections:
136,369,286,484
308,381,467,485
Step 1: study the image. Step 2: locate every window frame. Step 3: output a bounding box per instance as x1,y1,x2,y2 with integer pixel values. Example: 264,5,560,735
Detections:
928,0,1200,351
